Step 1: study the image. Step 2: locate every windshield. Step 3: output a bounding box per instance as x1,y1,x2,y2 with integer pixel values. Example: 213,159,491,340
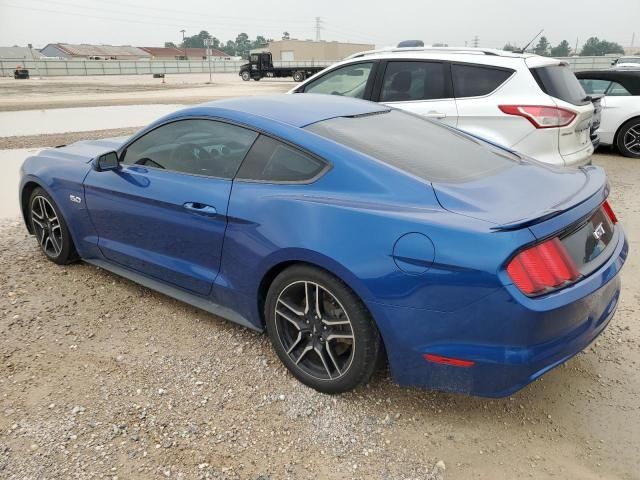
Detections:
618,57,640,64
306,110,518,183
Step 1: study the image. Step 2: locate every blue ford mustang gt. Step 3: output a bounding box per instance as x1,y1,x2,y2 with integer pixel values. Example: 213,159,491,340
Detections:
19,94,628,397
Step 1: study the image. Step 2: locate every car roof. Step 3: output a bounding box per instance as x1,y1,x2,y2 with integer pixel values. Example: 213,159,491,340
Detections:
575,69,640,95
175,94,390,128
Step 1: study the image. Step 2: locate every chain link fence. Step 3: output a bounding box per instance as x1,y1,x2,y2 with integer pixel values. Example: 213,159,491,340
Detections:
0,58,335,77
0,56,622,77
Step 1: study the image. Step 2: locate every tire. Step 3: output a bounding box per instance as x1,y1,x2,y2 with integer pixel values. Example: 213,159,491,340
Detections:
265,264,382,394
28,187,78,265
241,71,250,81
615,117,640,158
292,71,305,82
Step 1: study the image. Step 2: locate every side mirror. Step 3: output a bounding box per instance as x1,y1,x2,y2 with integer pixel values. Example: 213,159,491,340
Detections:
96,151,119,171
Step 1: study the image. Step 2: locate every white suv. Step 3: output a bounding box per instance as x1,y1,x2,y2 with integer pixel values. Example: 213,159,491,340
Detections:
289,47,596,167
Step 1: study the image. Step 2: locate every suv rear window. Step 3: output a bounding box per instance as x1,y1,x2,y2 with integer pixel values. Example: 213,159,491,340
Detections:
306,110,518,183
530,65,589,106
452,64,513,97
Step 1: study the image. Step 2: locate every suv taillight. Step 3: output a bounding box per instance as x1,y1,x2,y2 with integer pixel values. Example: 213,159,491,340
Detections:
507,237,579,296
498,105,576,128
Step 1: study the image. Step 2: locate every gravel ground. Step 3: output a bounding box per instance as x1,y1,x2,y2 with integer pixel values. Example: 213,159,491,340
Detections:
0,128,140,150
0,73,292,112
0,149,638,480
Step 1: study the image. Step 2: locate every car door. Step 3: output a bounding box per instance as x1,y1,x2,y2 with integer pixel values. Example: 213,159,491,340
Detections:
372,60,458,126
83,119,258,296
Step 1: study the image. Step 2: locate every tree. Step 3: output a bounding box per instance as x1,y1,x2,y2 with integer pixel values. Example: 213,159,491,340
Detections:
580,37,625,56
222,40,236,56
533,36,550,56
282,31,290,40
503,43,518,52
550,40,572,57
164,41,177,48
253,35,267,48
181,30,212,48
234,32,251,58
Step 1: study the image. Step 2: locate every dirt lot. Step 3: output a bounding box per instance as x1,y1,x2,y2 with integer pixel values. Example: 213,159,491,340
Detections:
0,147,638,480
0,73,292,111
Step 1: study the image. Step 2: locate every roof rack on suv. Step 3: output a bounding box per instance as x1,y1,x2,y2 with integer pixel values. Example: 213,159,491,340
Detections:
346,46,520,60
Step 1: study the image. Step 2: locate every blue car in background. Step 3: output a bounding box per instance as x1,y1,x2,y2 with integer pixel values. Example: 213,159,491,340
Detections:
19,94,628,396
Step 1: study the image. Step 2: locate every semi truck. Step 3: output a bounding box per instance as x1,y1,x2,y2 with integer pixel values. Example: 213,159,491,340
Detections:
239,52,327,82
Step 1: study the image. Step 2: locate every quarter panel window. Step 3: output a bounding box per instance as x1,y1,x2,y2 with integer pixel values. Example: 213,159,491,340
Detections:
236,135,327,183
380,61,447,102
607,81,631,96
303,62,373,99
578,78,611,94
122,119,258,179
452,64,513,98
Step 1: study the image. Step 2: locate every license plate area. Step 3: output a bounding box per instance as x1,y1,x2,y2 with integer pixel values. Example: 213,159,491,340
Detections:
560,206,616,275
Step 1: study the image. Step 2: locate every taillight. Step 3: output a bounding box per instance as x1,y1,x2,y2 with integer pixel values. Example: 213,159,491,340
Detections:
498,105,576,128
507,237,579,295
602,200,618,224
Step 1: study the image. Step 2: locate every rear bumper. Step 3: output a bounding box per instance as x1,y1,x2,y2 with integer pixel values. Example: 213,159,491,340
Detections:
369,227,628,397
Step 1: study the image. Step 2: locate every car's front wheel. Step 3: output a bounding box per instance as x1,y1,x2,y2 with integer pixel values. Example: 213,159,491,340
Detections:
292,71,305,82
616,117,640,158
265,265,382,394
241,71,251,81
29,187,78,265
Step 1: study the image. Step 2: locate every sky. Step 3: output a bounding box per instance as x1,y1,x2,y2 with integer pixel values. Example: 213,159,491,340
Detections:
0,0,638,51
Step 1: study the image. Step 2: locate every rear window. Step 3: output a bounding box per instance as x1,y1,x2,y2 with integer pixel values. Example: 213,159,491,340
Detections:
306,110,518,183
452,64,513,98
530,65,589,106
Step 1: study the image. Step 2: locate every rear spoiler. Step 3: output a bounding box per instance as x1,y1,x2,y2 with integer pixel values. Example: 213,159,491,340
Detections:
491,168,608,235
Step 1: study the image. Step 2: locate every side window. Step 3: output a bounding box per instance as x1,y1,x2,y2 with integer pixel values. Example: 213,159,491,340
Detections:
236,135,327,183
452,64,513,98
607,81,631,96
578,78,611,95
380,61,447,102
303,62,373,99
122,119,258,179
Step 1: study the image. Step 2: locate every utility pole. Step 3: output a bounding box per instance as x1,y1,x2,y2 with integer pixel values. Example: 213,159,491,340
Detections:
204,37,213,84
631,32,636,51
315,17,323,41
574,37,579,55
28,43,42,79
471,35,479,48
180,29,187,60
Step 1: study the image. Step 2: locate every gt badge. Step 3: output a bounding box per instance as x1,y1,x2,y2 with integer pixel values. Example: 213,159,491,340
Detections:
593,222,605,240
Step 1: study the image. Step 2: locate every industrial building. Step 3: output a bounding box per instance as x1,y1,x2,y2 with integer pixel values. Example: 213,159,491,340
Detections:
40,43,150,60
250,39,374,62
0,46,43,59
139,46,231,60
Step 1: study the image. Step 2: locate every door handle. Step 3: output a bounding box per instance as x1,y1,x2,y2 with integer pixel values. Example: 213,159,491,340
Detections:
183,202,217,216
424,111,447,119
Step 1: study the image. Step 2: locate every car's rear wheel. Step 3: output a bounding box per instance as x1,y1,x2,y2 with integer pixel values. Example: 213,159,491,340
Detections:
29,187,78,265
616,117,640,158
265,265,382,394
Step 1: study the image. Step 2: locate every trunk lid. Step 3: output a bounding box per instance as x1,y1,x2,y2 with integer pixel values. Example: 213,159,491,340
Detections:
432,162,608,239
